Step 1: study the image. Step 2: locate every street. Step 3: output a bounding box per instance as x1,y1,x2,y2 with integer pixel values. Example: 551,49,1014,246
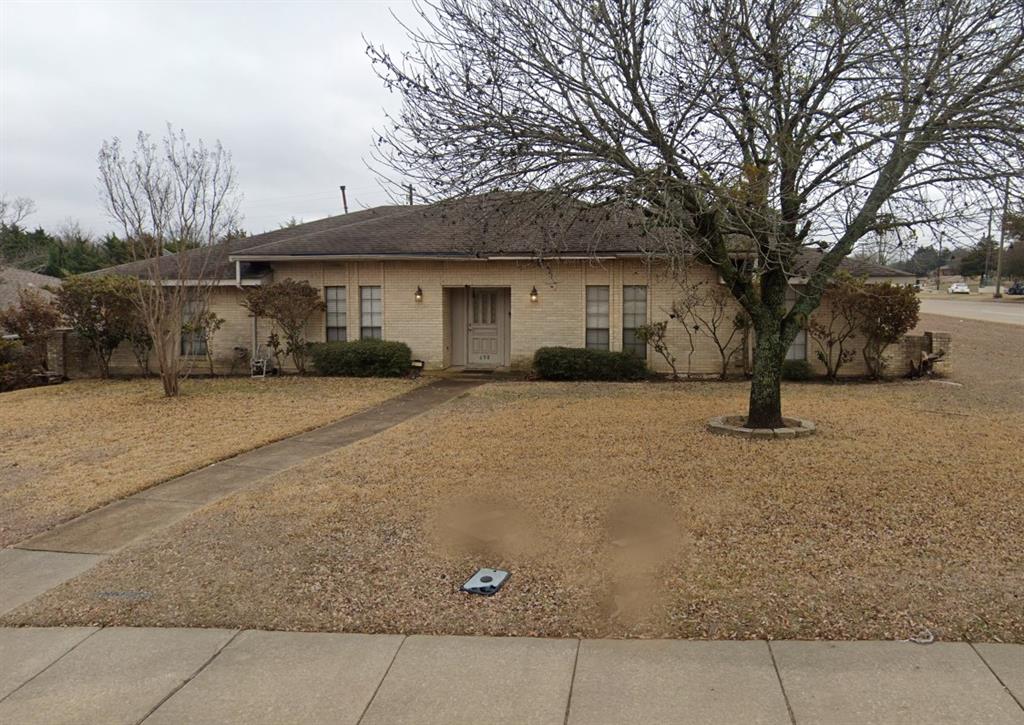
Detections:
919,298,1024,326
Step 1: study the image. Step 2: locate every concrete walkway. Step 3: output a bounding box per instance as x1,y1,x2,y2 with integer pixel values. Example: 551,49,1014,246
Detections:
0,379,480,617
0,628,1020,724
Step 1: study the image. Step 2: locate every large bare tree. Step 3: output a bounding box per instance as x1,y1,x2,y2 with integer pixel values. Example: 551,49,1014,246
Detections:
370,0,1024,427
99,126,240,396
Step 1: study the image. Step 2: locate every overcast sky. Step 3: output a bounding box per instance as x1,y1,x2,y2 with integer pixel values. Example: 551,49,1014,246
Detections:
1,0,418,236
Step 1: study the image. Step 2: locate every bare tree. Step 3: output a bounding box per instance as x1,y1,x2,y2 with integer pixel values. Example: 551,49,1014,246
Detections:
98,126,240,396
671,283,748,380
0,196,37,228
371,0,1024,427
805,274,864,380
854,214,915,266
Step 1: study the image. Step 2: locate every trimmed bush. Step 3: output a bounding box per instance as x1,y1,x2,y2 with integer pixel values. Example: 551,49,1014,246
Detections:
533,346,648,381
310,340,413,377
782,359,812,381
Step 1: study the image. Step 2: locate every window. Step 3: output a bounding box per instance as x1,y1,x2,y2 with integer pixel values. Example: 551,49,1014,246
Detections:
787,329,808,361
360,286,382,339
622,285,647,358
325,286,347,342
784,286,807,361
585,285,610,350
180,300,207,357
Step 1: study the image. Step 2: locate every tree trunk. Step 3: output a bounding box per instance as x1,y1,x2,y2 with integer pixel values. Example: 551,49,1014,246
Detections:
153,328,180,397
746,321,786,429
96,348,110,379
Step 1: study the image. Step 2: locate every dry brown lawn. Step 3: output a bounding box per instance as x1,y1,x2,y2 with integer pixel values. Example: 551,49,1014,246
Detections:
0,376,421,546
8,325,1022,641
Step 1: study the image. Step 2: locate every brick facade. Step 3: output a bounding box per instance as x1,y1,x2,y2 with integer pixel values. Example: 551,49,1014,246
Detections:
55,259,944,378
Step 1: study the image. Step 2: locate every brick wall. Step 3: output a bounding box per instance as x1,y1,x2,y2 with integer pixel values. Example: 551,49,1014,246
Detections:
49,261,949,379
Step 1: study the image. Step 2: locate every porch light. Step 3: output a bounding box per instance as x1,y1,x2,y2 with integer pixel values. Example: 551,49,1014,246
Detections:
415,286,423,302
529,286,538,302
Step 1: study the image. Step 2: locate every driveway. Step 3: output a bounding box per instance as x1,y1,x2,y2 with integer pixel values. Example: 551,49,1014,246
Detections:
919,298,1024,326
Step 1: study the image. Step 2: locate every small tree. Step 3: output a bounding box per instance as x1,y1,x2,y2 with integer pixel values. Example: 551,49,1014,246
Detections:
56,276,135,378
859,284,921,379
633,321,678,380
0,289,60,371
242,279,325,373
806,275,864,381
672,283,748,380
98,126,240,396
182,309,224,376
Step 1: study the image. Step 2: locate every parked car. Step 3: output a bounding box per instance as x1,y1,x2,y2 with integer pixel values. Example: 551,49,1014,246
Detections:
948,282,970,294
1007,281,1024,295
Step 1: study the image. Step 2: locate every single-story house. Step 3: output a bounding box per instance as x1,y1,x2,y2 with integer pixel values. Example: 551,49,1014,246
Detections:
85,197,922,378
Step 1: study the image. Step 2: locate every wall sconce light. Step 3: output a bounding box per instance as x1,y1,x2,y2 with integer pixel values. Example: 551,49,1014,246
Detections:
414,286,423,302
529,286,538,302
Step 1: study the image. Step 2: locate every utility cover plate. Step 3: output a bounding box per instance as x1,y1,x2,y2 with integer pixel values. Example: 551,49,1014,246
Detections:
461,568,509,596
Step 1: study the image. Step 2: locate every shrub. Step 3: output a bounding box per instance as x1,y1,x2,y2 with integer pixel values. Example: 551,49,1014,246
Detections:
0,339,36,392
858,283,920,379
533,346,648,381
56,275,136,378
243,279,325,373
781,359,812,381
310,339,412,377
0,289,60,371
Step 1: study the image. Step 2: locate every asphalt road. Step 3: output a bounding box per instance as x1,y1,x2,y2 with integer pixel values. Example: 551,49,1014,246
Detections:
919,298,1024,326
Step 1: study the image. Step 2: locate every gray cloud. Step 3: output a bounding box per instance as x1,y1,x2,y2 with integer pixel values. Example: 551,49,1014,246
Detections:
1,0,416,235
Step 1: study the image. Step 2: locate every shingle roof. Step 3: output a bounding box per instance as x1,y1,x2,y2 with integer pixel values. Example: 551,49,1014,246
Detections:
91,205,412,281
0,267,61,310
87,194,914,281
791,249,915,278
230,195,669,260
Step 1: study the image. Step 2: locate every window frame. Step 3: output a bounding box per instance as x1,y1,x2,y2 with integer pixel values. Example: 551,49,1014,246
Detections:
180,300,208,357
585,285,610,351
622,285,648,359
325,285,347,342
360,285,383,340
784,286,808,361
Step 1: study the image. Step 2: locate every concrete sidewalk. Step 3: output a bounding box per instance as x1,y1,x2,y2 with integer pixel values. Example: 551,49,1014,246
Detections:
0,379,480,617
0,628,1020,725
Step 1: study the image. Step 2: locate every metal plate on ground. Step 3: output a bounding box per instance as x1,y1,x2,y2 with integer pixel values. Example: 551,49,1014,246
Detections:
461,568,509,596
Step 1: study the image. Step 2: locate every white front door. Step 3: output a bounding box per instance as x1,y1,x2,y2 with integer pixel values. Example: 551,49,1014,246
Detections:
467,288,504,367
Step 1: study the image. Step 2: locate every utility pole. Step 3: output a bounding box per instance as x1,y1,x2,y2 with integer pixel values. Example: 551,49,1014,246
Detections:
339,185,348,214
994,176,1010,299
936,229,943,291
406,184,414,206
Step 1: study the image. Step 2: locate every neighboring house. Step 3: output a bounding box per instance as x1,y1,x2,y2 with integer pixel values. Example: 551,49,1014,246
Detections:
92,197,916,377
0,266,60,315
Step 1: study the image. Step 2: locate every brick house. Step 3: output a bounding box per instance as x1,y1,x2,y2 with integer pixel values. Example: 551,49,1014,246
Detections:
87,198,925,377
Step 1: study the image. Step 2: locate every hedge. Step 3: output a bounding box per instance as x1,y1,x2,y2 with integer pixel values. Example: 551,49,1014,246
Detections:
782,359,813,381
533,346,648,381
310,340,413,377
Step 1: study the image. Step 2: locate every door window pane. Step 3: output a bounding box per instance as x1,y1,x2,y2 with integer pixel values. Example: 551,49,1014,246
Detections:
360,286,382,339
586,286,610,350
325,286,347,342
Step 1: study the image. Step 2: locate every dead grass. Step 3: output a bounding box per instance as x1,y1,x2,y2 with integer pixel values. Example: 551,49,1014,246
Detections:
9,368,1022,642
0,376,421,546
913,313,1024,412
